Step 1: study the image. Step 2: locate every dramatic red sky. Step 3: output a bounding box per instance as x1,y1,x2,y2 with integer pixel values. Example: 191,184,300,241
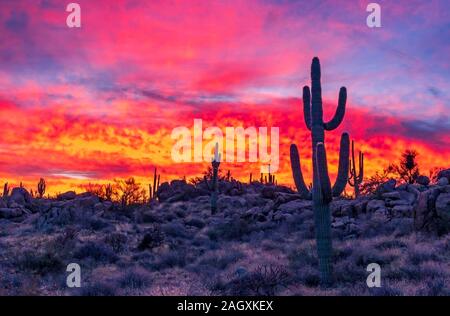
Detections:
0,0,449,194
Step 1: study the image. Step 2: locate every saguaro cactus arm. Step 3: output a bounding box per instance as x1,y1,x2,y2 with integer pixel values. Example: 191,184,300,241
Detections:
324,87,347,131
347,140,364,197
359,151,364,180
331,132,350,197
315,142,332,203
289,144,310,198
303,86,312,130
310,57,323,123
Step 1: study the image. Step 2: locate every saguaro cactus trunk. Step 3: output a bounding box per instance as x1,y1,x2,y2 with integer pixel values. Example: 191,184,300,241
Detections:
290,57,350,285
205,143,221,215
348,140,364,198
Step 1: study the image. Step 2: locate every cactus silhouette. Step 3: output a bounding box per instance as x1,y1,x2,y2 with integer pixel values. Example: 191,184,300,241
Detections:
3,183,9,198
149,167,160,201
105,183,113,201
290,57,350,285
204,143,221,214
348,140,364,198
37,178,46,198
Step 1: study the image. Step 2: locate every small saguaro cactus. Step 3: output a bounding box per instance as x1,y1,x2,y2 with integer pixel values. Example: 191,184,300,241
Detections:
204,143,221,214
149,167,160,201
37,178,46,198
290,57,350,285
105,183,113,201
3,182,9,198
267,165,276,185
249,173,253,184
348,140,364,198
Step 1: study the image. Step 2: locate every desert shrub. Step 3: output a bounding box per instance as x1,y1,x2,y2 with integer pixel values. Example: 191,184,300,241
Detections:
360,168,394,195
138,226,164,251
191,234,214,248
375,239,407,250
407,245,440,265
85,218,110,231
333,244,354,261
79,282,117,296
416,277,450,296
161,221,190,238
74,242,118,263
294,265,321,287
185,217,206,229
391,150,420,184
16,250,64,275
114,177,147,206
287,244,319,269
153,250,187,270
117,268,151,290
193,251,244,272
47,226,79,256
104,233,128,252
352,247,397,267
333,259,366,284
217,265,291,296
368,284,403,296
207,216,253,241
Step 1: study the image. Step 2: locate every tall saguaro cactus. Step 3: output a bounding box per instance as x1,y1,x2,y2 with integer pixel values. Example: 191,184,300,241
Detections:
204,143,221,215
348,140,364,198
290,57,350,285
37,178,46,198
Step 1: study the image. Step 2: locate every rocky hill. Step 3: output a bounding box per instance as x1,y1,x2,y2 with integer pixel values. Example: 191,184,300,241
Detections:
0,170,449,295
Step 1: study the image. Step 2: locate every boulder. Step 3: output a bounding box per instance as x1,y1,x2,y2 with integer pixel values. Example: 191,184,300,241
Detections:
331,218,346,229
277,199,312,213
381,191,401,200
353,198,369,215
438,177,449,186
156,182,172,201
57,191,77,201
102,201,113,210
416,175,430,186
273,192,300,208
372,208,389,222
0,208,23,219
443,185,450,193
435,193,450,223
242,207,267,222
399,189,417,204
157,180,202,202
437,168,450,182
396,183,409,191
9,187,32,206
330,199,352,216
217,195,247,210
376,179,396,195
78,195,100,208
413,188,440,231
261,186,276,199
392,205,413,217
386,199,410,207
367,199,385,213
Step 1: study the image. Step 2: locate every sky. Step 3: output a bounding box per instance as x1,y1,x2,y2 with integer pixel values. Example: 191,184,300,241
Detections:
0,0,449,194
